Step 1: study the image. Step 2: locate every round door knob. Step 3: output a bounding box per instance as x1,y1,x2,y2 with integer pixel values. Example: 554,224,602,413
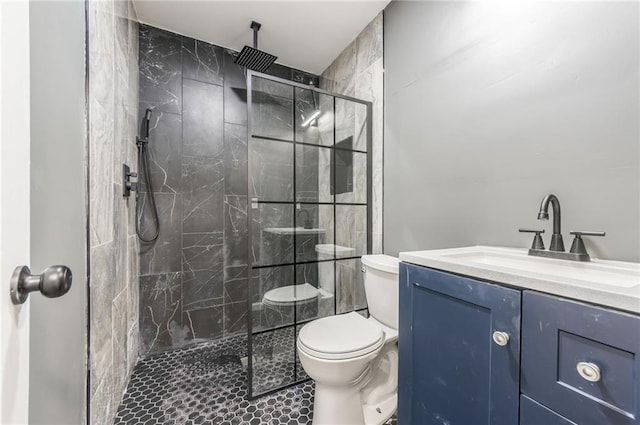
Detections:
576,362,601,382
10,265,72,305
492,331,510,346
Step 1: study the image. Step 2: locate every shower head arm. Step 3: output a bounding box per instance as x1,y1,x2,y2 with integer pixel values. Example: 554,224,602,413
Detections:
250,21,261,49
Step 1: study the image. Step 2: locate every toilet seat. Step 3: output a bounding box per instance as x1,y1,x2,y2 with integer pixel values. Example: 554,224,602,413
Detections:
298,312,385,360
263,283,319,307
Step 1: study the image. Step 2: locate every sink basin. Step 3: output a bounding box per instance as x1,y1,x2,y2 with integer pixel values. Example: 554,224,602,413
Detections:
444,248,640,288
400,246,640,314
263,227,326,235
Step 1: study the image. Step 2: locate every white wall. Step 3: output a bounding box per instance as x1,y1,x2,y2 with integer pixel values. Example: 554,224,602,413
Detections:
384,2,640,262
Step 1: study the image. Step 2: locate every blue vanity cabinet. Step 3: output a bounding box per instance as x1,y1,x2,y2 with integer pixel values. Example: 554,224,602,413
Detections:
398,263,521,425
520,395,577,425
521,291,640,425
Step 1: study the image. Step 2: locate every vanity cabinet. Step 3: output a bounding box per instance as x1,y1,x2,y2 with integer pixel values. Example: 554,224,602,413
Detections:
398,263,521,425
522,291,640,425
399,262,640,425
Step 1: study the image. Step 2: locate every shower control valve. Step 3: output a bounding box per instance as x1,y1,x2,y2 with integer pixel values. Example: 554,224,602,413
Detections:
123,163,139,197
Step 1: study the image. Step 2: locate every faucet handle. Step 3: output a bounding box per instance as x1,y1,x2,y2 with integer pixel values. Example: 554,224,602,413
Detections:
519,228,545,250
569,231,605,255
569,231,606,237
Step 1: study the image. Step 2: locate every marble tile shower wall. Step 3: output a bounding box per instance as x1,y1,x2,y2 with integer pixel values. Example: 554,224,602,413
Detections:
138,25,320,355
321,12,384,254
87,1,140,424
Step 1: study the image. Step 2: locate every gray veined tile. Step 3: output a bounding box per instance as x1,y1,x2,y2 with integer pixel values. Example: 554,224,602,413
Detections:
182,268,224,310
224,195,248,268
182,37,224,86
224,301,248,336
182,232,224,273
141,110,182,194
139,25,183,114
89,242,116,394
182,79,224,158
355,12,383,72
139,272,185,354
139,192,182,275
223,278,248,304
184,305,224,341
182,155,224,233
224,123,248,196
223,49,248,126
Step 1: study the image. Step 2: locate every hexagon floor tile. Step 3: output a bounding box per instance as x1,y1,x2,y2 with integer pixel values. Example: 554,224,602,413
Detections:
113,335,396,424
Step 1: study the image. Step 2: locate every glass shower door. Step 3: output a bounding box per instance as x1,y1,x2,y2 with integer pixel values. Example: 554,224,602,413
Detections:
247,71,372,397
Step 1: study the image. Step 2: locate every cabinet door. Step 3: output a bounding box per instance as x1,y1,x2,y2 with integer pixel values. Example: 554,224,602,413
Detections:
522,291,640,425
398,264,521,425
520,395,577,425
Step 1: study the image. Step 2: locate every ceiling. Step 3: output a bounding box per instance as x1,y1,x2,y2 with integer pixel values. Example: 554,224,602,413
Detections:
132,0,390,75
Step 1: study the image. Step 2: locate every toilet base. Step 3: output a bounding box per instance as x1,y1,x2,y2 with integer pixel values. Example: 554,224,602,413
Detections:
363,393,397,425
313,381,365,425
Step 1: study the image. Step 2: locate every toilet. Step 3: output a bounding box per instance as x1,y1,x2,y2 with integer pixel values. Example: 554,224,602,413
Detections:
297,254,400,425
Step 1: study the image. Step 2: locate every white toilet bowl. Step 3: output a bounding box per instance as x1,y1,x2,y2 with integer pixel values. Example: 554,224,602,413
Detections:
297,255,400,425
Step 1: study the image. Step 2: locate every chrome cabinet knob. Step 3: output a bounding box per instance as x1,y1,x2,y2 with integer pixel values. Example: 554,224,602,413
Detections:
492,331,510,346
10,265,72,305
576,361,601,382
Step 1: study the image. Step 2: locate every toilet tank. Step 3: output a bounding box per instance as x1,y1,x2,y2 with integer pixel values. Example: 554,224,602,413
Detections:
361,255,400,330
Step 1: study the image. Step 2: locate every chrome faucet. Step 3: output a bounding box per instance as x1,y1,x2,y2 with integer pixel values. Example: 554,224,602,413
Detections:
537,194,564,252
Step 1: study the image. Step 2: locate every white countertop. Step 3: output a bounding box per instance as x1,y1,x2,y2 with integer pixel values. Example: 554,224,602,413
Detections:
399,246,640,314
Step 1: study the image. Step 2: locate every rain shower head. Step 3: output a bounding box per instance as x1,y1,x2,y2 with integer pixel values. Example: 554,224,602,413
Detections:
234,21,277,73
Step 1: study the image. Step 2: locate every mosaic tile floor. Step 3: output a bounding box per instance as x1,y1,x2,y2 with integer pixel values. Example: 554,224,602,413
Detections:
113,334,396,424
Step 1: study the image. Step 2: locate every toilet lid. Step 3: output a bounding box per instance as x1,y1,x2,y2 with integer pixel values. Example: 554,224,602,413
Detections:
263,283,319,307
298,312,384,360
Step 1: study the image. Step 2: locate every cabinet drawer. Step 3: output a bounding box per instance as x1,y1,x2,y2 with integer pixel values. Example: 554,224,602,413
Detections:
522,291,640,425
520,395,576,425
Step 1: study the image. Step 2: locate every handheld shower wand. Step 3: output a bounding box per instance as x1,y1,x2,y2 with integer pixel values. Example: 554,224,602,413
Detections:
123,108,160,243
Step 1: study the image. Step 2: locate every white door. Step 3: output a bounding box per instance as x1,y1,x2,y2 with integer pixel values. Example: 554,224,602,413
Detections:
1,2,87,424
1,1,32,423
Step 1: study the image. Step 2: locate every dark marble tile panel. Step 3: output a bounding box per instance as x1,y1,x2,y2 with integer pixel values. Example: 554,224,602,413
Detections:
223,301,248,336
223,49,247,125
223,278,247,304
182,79,223,158
182,232,224,273
140,272,186,354
181,155,224,233
223,123,248,196
139,193,182,275
249,138,293,202
295,144,320,202
182,268,224,310
223,195,247,268
182,37,223,86
254,64,293,99
184,305,224,341
251,91,294,140
140,111,182,194
139,25,182,114
224,263,248,282
251,203,295,267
